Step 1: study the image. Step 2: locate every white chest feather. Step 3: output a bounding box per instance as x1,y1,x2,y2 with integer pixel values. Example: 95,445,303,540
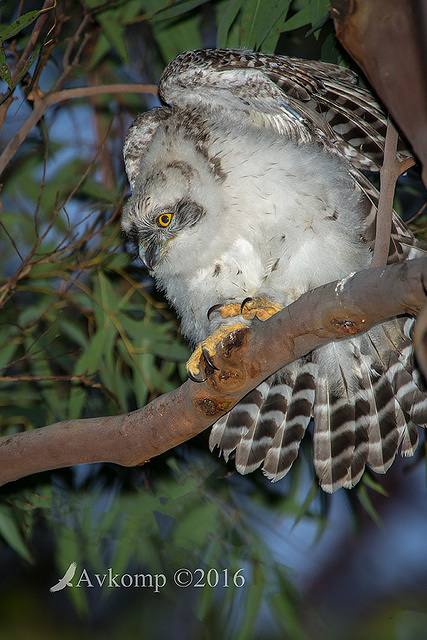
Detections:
152,127,371,344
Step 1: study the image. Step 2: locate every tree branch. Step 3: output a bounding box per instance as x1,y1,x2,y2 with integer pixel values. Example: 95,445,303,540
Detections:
0,84,158,176
1,258,426,487
371,118,415,267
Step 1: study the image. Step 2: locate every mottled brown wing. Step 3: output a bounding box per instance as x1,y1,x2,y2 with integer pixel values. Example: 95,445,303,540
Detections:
159,48,411,172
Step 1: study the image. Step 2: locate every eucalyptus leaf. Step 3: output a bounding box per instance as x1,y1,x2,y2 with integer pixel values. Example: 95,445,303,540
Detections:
278,6,310,33
0,9,42,41
217,0,245,48
151,0,212,23
0,39,11,88
0,505,32,562
240,0,291,49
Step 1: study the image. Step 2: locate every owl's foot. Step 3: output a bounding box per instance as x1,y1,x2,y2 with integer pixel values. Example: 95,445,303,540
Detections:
208,297,283,322
187,322,247,382
188,298,283,382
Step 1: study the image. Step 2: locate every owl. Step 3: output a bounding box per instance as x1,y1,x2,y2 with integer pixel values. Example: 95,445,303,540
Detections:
121,48,427,492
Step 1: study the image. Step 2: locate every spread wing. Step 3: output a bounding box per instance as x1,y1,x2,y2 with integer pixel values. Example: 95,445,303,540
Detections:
129,48,419,262
159,48,411,172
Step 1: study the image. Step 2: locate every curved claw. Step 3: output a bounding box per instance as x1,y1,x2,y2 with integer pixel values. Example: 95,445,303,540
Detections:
187,369,207,383
187,321,247,384
202,347,219,372
207,303,223,320
241,297,253,313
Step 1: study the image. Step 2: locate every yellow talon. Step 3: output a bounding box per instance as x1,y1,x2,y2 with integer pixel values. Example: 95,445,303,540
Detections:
186,322,246,380
215,297,283,321
241,297,283,321
187,298,283,381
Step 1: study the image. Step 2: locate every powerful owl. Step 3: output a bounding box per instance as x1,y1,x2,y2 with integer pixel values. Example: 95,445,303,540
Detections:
122,49,427,492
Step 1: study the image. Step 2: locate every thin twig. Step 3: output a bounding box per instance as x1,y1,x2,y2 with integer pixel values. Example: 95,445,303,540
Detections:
371,118,416,267
10,0,55,84
0,2,57,132
0,84,158,176
61,13,92,72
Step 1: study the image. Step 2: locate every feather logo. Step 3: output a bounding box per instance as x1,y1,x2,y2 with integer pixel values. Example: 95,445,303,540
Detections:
49,562,77,592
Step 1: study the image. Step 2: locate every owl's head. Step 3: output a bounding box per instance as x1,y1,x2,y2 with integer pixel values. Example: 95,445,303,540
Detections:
122,107,225,272
122,185,207,271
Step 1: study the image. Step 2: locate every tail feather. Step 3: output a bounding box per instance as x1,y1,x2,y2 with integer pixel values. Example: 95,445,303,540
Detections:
235,382,279,474
342,344,371,488
342,403,370,488
263,362,316,480
311,340,374,492
313,384,357,492
368,320,427,460
209,382,270,461
363,362,403,473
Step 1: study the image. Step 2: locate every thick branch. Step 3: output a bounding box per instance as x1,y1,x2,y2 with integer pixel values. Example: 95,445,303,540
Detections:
1,259,426,486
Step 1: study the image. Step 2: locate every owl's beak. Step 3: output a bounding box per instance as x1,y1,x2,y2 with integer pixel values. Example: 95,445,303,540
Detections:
139,243,161,270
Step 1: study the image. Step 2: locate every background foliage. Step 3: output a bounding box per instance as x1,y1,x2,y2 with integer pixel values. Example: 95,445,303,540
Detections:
0,1,426,638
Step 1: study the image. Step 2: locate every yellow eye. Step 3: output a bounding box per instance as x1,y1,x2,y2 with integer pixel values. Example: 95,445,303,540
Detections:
157,212,173,228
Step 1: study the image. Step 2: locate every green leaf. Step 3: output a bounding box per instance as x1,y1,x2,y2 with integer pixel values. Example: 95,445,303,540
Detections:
320,32,341,63
278,6,310,33
217,0,245,48
357,484,383,527
14,44,40,83
310,0,330,29
18,487,52,511
0,39,11,88
97,12,129,64
0,44,41,106
270,574,306,640
171,501,219,552
54,528,88,615
80,178,120,204
153,8,203,60
0,9,42,41
0,504,32,562
234,561,265,640
291,479,320,529
239,0,291,50
87,0,146,67
239,0,262,48
362,473,389,497
68,329,109,419
57,317,89,351
88,31,111,69
151,0,212,23
0,332,19,371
